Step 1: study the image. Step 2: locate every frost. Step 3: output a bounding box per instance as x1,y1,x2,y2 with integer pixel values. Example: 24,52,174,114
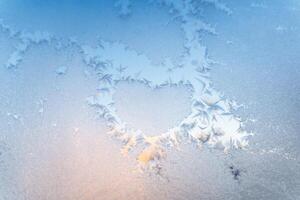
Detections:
7,112,23,124
0,19,54,69
0,1,251,167
36,98,47,114
138,144,165,164
229,165,243,181
275,25,288,33
19,31,52,44
6,51,23,69
250,2,268,9
77,0,251,166
121,135,137,155
55,66,68,75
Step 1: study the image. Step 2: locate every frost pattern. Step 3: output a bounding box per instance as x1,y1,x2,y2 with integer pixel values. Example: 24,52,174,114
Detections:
0,0,251,170
82,0,250,169
0,19,53,69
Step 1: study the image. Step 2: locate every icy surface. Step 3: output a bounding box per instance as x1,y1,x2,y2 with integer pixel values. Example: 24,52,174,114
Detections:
0,0,299,199
78,1,250,167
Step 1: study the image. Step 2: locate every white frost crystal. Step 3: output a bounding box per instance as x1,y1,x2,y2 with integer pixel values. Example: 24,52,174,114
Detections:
0,19,53,69
80,0,250,168
55,66,68,75
0,0,251,168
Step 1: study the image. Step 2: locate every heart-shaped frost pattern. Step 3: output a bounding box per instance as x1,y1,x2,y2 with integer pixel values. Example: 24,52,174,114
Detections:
0,0,251,171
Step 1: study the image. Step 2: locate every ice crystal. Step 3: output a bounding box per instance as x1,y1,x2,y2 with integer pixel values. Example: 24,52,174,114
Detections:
0,19,53,69
79,0,250,167
55,66,68,75
0,0,250,168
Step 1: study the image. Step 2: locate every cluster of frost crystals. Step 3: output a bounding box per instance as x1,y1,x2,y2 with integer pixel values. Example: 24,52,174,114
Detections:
82,0,250,169
0,19,53,69
0,0,250,170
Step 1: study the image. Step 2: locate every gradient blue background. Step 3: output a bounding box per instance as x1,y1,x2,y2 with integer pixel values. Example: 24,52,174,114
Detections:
0,1,299,199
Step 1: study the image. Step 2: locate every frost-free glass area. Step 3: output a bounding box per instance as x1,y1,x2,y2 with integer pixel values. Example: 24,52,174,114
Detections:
0,0,299,199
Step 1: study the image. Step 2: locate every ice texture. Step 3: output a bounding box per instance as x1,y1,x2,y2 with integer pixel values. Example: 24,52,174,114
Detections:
0,0,299,199
55,66,68,75
0,20,53,69
78,0,251,167
0,1,250,169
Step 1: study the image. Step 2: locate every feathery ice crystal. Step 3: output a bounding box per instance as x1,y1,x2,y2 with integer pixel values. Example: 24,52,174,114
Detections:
0,0,251,170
